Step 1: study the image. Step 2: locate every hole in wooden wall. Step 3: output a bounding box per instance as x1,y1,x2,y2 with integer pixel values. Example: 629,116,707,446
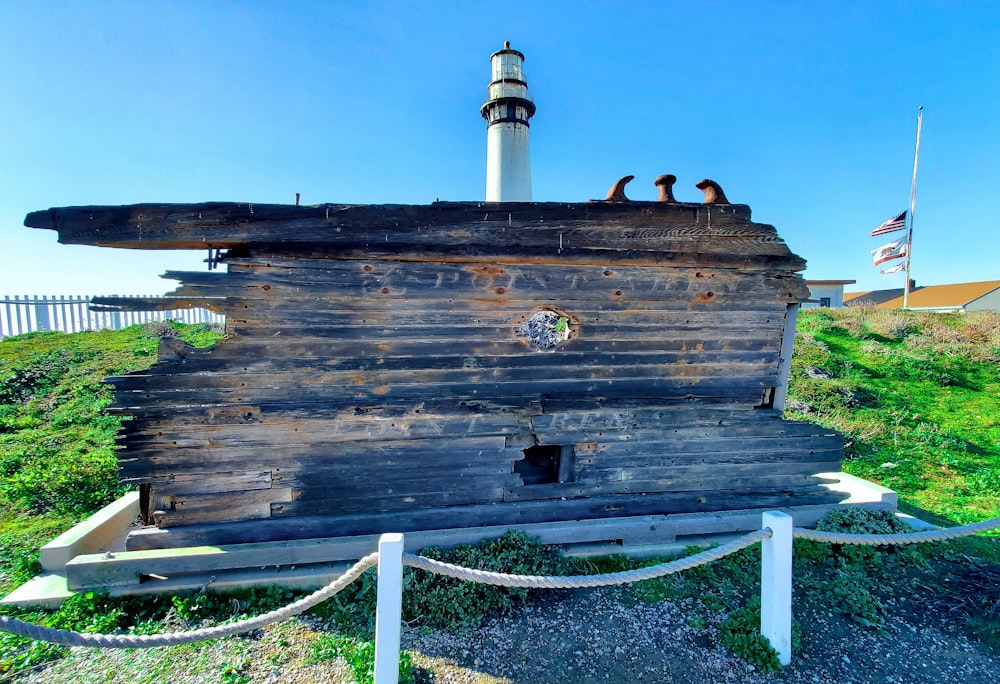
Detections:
516,445,561,485
515,444,575,485
515,309,572,350
755,387,776,409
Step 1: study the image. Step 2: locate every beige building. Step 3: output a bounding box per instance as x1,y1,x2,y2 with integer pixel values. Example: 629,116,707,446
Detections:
844,280,1000,312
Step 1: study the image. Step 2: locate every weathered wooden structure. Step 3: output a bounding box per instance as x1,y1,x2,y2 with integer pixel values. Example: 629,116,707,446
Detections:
26,187,844,551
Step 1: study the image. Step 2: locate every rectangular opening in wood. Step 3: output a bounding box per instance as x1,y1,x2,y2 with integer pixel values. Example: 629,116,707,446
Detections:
516,444,575,485
755,387,776,409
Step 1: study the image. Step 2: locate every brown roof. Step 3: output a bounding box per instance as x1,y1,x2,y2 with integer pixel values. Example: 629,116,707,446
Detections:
877,280,1000,309
844,289,906,306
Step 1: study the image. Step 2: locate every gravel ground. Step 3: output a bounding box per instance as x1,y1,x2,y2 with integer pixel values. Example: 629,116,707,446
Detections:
401,587,997,684
16,584,996,684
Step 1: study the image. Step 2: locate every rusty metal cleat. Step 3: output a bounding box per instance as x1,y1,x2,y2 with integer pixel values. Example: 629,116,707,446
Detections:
695,179,730,205
654,174,678,203
604,175,635,202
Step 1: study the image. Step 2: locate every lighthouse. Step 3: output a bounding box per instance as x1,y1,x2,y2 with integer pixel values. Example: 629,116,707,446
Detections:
482,41,536,202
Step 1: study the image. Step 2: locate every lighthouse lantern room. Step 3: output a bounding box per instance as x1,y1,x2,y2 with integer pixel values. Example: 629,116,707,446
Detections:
482,41,536,202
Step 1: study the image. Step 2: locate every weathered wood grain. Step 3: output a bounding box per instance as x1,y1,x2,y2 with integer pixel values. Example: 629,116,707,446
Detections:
21,197,848,543
24,201,806,268
267,485,843,528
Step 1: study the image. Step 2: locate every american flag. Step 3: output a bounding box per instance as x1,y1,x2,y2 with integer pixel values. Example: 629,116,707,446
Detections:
870,211,907,237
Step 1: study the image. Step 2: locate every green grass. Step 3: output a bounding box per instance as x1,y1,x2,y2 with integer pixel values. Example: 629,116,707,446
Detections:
787,307,1000,525
0,322,224,595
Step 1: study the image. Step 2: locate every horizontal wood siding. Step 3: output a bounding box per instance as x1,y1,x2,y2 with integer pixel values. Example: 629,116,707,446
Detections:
25,200,843,539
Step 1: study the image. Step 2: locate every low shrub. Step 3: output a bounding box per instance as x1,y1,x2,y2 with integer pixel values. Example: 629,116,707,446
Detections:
816,507,928,573
718,599,782,672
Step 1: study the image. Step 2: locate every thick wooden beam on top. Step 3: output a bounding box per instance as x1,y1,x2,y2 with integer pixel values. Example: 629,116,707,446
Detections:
23,201,805,269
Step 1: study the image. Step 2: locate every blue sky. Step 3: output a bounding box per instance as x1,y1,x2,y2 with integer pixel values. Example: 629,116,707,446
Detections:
2,1,997,296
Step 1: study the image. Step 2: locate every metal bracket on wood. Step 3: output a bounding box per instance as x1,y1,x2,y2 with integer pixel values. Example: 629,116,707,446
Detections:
206,248,224,271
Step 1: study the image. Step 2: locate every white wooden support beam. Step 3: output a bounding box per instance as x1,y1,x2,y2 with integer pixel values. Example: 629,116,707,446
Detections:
760,511,793,666
373,533,405,684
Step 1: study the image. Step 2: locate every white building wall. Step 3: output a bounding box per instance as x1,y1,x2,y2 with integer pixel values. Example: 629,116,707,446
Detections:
486,123,532,202
802,284,848,308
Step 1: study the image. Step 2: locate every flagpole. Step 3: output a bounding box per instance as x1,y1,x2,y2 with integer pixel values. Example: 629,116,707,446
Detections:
903,106,923,309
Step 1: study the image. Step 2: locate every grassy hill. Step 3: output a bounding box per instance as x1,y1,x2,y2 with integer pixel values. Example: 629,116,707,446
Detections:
787,307,1000,525
0,323,224,596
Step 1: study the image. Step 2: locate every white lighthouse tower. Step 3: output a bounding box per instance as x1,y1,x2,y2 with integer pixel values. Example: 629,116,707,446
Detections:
482,41,536,202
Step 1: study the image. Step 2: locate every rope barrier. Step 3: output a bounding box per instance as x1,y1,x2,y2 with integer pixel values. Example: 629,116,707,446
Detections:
0,552,377,649
793,517,1000,545
1,513,997,650
402,528,771,589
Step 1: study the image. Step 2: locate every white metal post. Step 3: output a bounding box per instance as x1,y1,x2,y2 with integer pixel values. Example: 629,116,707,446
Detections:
373,533,405,684
760,511,793,666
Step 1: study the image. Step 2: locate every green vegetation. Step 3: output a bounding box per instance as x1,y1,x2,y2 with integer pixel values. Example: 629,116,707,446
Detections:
794,508,929,633
0,323,224,596
0,307,998,679
307,633,415,684
788,307,1000,525
718,599,782,672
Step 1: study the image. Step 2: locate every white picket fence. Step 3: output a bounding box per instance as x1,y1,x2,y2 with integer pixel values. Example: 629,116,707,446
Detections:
0,295,224,339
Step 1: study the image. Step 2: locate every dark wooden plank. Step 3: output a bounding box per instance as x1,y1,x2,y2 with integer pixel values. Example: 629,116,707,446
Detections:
149,470,272,496
25,201,807,271
218,324,782,345
265,487,509,518
113,396,545,427
272,460,518,487
530,405,767,432
106,356,781,393
180,336,781,361
587,460,843,483
116,403,768,445
575,447,844,469
265,485,845,530
120,414,529,449
126,482,846,549
150,488,293,526
108,376,773,410
126,482,845,549
201,293,791,316
127,446,519,479
164,272,806,305
188,260,802,297
118,350,781,382
502,469,840,502
118,436,514,478
89,296,227,314
227,308,788,329
285,473,521,500
532,420,839,443
572,434,845,460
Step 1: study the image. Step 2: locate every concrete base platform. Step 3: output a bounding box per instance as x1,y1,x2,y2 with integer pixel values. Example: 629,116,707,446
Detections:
1,472,904,608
